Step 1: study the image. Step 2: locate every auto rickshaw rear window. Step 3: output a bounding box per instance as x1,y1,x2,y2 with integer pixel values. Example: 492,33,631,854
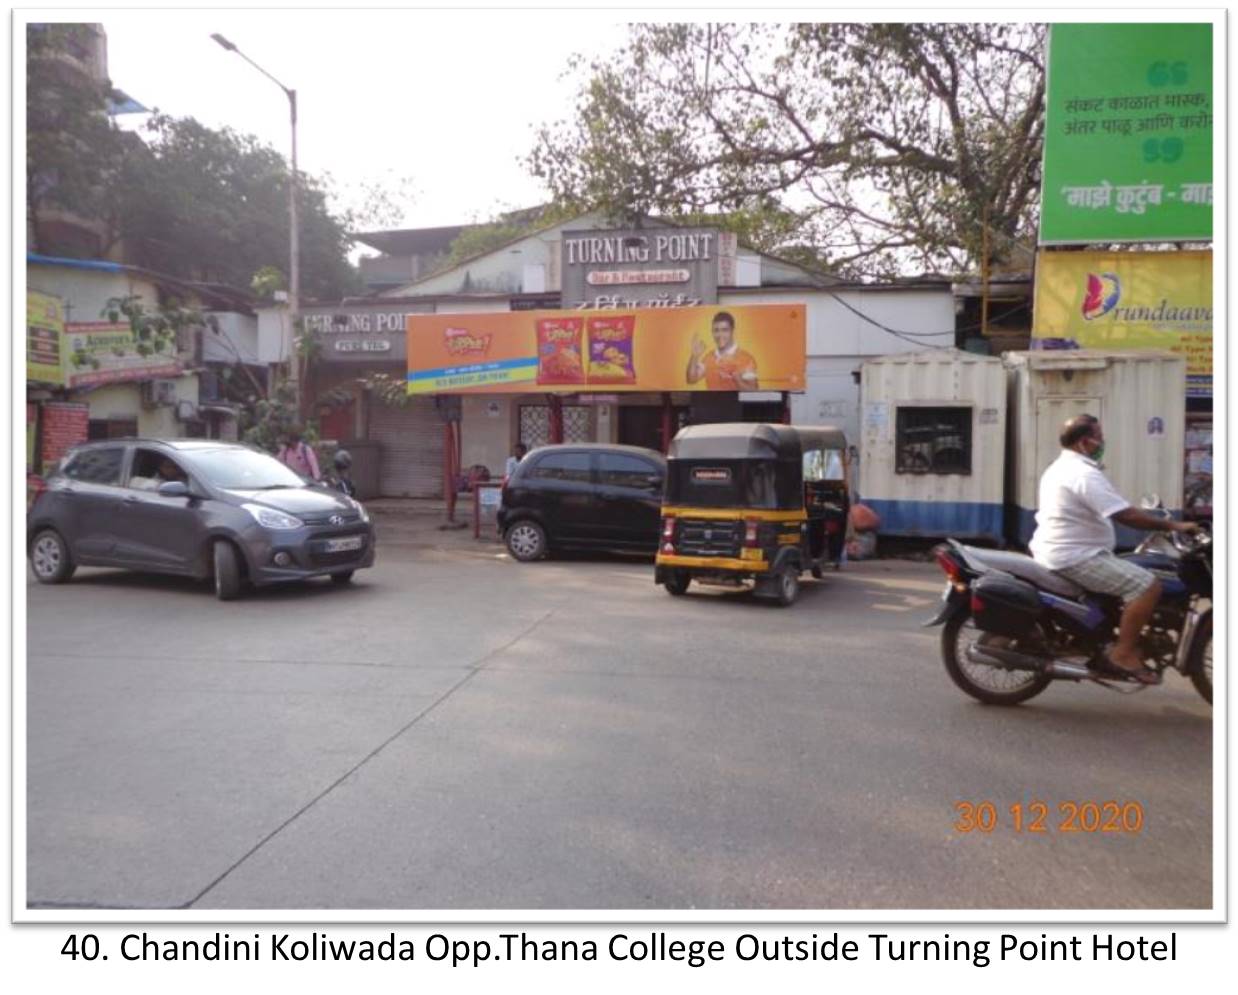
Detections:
667,459,800,509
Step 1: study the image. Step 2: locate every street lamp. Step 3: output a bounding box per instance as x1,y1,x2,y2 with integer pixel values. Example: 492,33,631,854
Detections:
211,32,300,411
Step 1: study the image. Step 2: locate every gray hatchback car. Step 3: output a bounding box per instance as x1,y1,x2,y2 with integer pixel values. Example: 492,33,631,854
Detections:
27,439,376,600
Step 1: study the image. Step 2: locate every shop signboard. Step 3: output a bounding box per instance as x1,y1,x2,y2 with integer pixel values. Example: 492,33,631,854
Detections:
27,290,65,385
1040,23,1212,243
407,304,806,395
1032,249,1212,396
301,305,433,362
561,227,724,308
63,322,181,388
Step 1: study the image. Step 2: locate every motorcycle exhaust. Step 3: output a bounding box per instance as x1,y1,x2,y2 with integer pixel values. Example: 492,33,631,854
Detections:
965,643,1047,672
965,644,1092,681
1046,660,1092,680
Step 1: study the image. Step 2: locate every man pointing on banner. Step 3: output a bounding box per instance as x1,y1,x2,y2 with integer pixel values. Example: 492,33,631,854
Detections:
686,311,759,390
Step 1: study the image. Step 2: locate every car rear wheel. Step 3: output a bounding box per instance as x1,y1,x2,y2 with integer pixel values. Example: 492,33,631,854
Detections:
30,528,75,584
331,570,355,585
505,520,547,562
213,540,243,601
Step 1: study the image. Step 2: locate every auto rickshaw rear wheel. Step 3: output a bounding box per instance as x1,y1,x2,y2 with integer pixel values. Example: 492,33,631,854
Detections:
774,564,800,606
663,570,690,596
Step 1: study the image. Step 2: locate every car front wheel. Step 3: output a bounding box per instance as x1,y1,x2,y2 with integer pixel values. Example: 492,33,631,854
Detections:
30,528,75,584
505,520,547,562
213,540,243,601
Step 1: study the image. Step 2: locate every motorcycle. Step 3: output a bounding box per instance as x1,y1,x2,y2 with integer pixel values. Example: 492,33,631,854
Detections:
925,501,1212,706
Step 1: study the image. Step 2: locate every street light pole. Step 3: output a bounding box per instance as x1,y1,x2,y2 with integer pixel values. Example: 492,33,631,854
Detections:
210,33,300,413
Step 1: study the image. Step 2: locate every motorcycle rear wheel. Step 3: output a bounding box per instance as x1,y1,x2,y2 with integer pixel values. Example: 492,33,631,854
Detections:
1188,615,1212,705
941,611,1052,706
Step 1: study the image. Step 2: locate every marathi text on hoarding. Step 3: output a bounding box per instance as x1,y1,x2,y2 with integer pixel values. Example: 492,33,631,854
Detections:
1040,23,1212,244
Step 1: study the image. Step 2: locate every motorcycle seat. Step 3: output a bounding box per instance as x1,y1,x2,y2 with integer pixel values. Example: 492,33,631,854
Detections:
949,542,1085,599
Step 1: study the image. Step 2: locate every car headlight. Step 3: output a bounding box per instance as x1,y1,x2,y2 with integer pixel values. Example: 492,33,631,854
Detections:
241,503,304,530
349,497,370,523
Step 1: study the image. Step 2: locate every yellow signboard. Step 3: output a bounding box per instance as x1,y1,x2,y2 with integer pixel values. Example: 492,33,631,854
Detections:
27,290,65,385
1033,250,1212,397
407,304,806,395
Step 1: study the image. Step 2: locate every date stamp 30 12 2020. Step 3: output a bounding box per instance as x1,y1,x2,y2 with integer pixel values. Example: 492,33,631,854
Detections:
953,800,1145,835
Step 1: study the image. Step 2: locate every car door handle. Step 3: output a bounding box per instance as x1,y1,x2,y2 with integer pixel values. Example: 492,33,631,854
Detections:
122,494,141,504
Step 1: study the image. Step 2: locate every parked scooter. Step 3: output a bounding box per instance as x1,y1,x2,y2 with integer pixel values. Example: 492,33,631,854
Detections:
925,499,1212,706
330,449,357,498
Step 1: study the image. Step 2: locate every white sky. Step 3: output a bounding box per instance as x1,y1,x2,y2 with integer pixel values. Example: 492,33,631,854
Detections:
89,9,629,237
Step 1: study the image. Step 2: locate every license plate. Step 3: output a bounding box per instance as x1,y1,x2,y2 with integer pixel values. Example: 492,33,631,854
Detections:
324,536,363,553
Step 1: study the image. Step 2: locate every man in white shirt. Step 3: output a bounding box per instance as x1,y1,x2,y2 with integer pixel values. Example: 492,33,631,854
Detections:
1030,414,1197,683
504,442,528,480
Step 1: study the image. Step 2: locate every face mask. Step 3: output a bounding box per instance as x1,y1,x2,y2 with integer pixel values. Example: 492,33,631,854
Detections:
1090,441,1106,463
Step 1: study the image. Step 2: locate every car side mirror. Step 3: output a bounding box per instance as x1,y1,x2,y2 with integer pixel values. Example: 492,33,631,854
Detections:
157,481,190,498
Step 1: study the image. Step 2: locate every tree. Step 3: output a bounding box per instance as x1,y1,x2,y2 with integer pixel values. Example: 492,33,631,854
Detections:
26,24,125,255
529,23,1046,278
442,204,574,268
118,114,360,300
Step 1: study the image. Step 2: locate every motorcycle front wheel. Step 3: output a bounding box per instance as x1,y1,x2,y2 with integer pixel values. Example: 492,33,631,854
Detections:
1188,615,1212,705
941,611,1053,706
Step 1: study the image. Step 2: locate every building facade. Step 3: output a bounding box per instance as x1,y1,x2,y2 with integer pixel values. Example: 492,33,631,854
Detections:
286,215,957,498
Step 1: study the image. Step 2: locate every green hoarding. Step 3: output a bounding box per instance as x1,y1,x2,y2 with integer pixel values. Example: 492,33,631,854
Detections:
1040,23,1212,244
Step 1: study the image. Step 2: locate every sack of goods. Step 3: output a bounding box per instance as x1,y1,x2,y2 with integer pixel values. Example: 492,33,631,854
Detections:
849,503,881,533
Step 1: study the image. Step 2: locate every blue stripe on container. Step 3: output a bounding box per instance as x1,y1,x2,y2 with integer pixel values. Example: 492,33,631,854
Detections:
1013,506,1182,551
408,356,539,381
861,499,1003,541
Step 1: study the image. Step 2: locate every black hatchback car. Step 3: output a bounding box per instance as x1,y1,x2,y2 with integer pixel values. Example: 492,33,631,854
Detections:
27,439,375,600
497,444,666,561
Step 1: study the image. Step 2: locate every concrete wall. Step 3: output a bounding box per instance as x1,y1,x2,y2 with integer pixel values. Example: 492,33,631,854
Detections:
257,306,293,364
205,311,259,365
461,395,516,476
27,264,160,324
84,374,200,437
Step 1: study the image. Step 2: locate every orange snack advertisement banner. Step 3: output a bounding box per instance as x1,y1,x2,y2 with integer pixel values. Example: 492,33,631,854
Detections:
407,304,805,395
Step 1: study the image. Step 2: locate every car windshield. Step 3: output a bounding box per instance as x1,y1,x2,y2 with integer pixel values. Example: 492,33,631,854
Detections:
187,448,307,490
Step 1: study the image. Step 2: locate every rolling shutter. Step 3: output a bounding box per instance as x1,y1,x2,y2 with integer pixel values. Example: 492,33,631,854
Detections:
368,398,443,497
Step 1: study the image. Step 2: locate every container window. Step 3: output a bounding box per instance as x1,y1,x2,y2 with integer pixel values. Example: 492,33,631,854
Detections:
895,407,972,475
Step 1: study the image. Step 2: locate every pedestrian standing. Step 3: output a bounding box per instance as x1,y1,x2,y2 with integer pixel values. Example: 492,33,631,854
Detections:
504,441,528,480
277,429,321,481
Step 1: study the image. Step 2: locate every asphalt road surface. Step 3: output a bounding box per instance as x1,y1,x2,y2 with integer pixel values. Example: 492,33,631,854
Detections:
24,544,1213,911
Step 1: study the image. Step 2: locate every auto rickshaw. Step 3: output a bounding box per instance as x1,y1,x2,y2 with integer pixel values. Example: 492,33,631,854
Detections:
654,423,851,605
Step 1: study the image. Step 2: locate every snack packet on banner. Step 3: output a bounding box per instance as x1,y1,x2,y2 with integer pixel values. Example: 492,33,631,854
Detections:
586,315,637,385
536,317,585,385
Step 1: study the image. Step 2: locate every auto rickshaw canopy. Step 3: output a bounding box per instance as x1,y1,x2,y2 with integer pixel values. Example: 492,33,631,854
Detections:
667,423,847,462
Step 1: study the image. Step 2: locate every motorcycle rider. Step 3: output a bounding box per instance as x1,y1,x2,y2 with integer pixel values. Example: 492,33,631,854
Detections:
331,449,357,498
1029,414,1199,684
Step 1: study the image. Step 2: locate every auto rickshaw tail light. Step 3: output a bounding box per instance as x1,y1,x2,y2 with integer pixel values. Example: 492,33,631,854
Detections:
662,516,675,539
744,518,760,547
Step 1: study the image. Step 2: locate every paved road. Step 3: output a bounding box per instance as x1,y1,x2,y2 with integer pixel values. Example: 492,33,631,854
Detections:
25,543,1212,911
